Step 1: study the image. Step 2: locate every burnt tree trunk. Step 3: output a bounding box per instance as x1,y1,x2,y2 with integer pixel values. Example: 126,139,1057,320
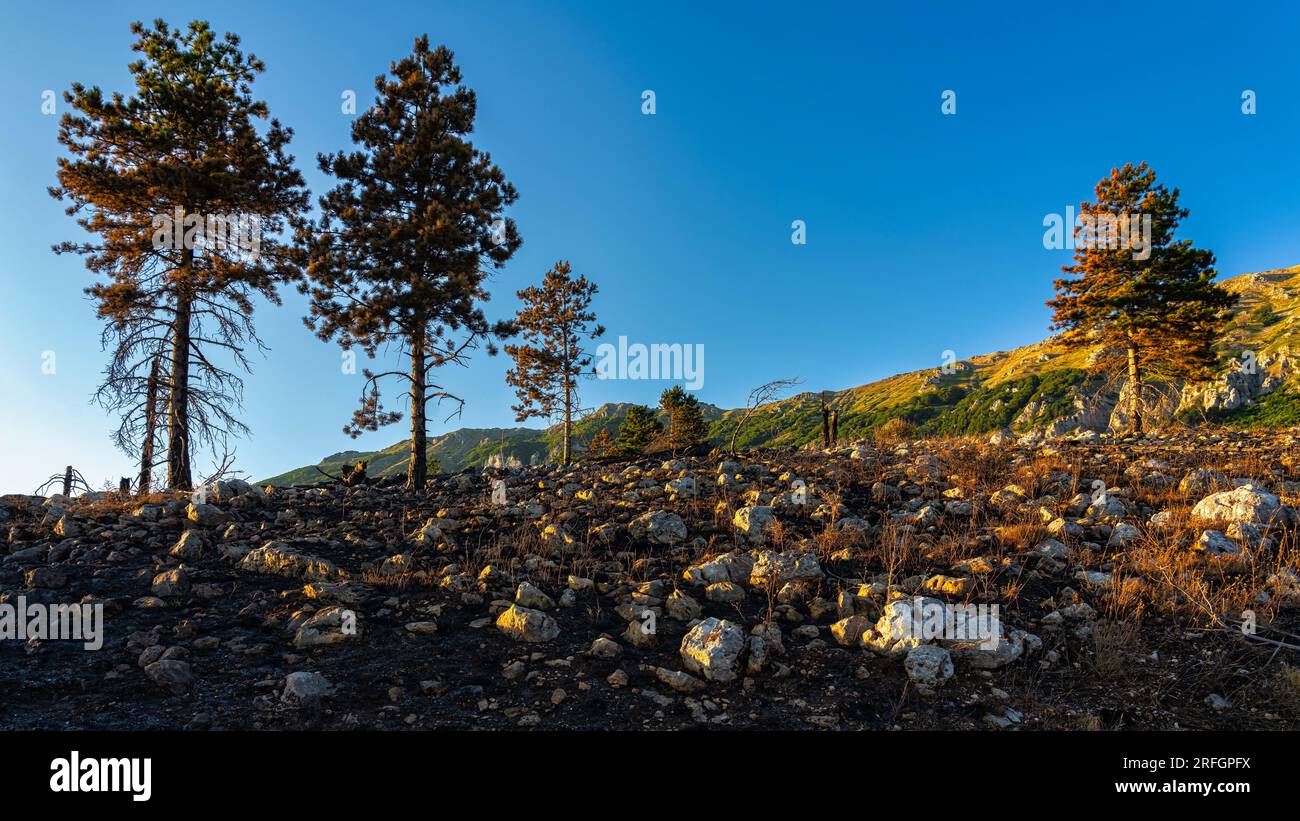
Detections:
139,355,161,494
407,328,427,491
167,252,194,491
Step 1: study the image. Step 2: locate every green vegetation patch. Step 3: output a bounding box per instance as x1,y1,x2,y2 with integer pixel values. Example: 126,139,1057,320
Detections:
1207,389,1300,430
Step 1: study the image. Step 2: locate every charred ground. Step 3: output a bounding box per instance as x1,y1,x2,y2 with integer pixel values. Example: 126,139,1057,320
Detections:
3,429,1299,731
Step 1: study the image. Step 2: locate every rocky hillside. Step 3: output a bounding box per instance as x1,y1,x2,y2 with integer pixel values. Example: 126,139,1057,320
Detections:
5,429,1299,730
717,265,1300,446
264,266,1300,484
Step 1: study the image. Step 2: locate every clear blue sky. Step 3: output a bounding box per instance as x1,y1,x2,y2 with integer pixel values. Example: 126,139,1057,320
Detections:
2,1,1297,491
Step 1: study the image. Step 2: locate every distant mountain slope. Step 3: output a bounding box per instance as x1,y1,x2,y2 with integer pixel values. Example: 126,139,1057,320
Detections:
261,266,1300,484
260,403,724,485
710,265,1300,445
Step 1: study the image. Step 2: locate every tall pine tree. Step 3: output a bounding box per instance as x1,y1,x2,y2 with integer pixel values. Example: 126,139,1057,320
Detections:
615,405,662,456
1047,163,1235,434
52,19,307,490
504,261,603,466
298,38,520,490
659,385,707,449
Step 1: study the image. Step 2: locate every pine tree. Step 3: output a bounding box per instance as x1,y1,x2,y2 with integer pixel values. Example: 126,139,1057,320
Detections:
615,405,662,456
504,261,604,465
586,428,614,458
52,19,307,490
298,37,520,490
659,385,707,449
1047,163,1236,435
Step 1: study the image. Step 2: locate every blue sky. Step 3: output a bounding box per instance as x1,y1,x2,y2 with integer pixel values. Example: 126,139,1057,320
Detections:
1,1,1297,491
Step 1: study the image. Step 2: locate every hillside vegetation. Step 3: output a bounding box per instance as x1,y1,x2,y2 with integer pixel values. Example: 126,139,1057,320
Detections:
263,266,1300,484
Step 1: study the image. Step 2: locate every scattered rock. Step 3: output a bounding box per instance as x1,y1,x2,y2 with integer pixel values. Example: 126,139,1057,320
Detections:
151,568,190,598
515,581,555,611
1191,484,1287,526
282,671,334,704
732,506,775,543
680,617,746,682
628,510,689,544
904,645,953,694
293,606,360,648
496,604,559,643
144,659,193,695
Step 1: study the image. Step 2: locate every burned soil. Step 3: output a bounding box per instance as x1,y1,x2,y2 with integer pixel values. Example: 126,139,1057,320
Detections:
3,429,1299,731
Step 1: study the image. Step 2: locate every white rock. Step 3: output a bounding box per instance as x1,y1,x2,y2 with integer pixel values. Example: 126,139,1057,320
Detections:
904,645,953,693
1191,484,1285,526
682,552,753,586
515,581,555,610
679,617,746,682
282,671,334,703
732,506,776,543
293,606,360,648
239,542,340,581
186,502,230,527
151,568,190,598
495,604,559,643
1179,469,1227,495
1033,539,1069,561
1107,522,1141,547
53,514,82,538
627,510,688,544
1087,493,1128,519
748,550,822,587
1195,530,1241,557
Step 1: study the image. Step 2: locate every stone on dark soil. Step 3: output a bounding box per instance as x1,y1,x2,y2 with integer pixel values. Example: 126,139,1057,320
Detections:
282,671,334,705
680,617,746,682
496,604,559,643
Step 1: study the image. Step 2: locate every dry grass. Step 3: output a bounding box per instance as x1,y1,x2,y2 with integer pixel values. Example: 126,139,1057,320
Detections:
1092,620,1141,678
1112,517,1300,628
873,418,916,447
71,490,183,518
1265,665,1300,718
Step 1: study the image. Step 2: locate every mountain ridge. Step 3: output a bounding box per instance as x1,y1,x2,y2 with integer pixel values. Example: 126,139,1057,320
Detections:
260,265,1300,484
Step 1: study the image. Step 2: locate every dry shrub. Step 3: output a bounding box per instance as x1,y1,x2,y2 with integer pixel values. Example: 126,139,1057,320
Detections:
1116,522,1300,628
72,490,180,518
874,418,916,447
994,521,1048,551
811,523,859,563
1123,535,1239,624
1266,665,1300,719
361,568,415,589
1100,574,1148,620
859,520,918,585
1092,620,1141,678
948,442,1013,494
1071,713,1104,731
1010,452,1066,500
764,518,793,551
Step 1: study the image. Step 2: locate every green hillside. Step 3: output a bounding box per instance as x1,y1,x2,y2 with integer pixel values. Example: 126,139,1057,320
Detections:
259,403,723,484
